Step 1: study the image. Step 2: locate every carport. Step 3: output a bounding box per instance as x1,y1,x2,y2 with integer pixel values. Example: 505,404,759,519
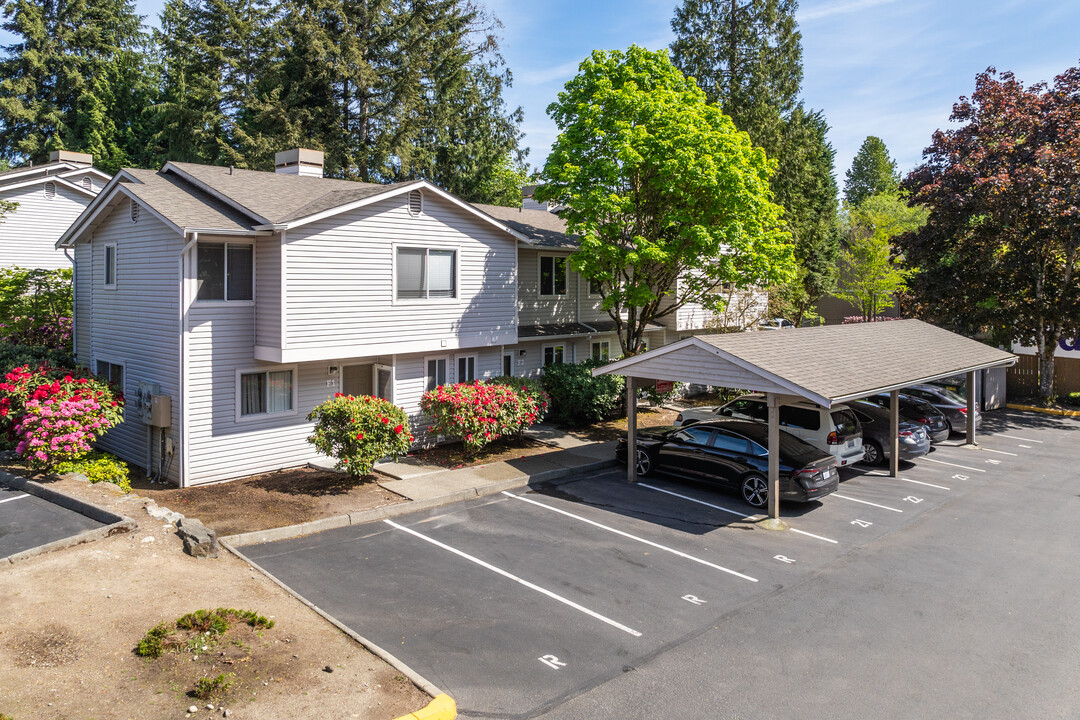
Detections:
594,319,1016,524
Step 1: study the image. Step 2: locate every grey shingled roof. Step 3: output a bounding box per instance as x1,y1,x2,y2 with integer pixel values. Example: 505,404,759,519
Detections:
518,323,595,338
0,161,73,186
471,203,578,248
691,319,1015,403
165,162,409,225
121,169,256,232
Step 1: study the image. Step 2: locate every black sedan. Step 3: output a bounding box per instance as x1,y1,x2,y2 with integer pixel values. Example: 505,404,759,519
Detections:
863,393,951,443
615,419,838,509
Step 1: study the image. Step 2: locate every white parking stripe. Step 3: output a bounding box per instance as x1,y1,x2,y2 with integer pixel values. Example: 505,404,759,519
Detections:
789,528,839,544
638,483,750,518
970,447,1018,456
921,456,986,472
832,494,904,513
0,494,28,504
384,519,643,637
902,478,950,490
502,492,758,582
995,433,1042,443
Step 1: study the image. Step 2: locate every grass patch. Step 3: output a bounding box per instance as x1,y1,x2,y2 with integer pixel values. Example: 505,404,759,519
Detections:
193,673,236,701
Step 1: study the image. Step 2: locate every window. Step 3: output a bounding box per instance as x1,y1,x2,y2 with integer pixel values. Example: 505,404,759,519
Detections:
426,357,448,391
539,256,567,296
239,368,294,417
196,242,253,302
502,352,514,377
672,427,713,445
456,355,476,383
720,398,767,422
103,244,116,289
397,247,456,300
407,189,423,216
780,405,821,431
543,345,565,366
43,181,56,200
710,431,751,455
589,277,603,295
591,340,610,362
95,360,124,394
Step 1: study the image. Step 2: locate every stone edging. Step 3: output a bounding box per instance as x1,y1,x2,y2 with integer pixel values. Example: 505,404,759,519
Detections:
0,469,138,565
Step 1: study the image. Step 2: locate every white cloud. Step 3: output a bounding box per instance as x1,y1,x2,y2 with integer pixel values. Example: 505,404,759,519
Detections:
515,60,585,87
798,0,903,23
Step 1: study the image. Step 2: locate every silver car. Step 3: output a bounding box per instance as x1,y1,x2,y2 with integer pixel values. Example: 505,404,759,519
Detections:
904,384,982,435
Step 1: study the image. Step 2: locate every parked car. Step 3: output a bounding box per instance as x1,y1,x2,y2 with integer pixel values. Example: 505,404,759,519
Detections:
848,400,931,466
902,384,982,434
862,393,950,443
758,318,795,330
615,419,838,508
675,393,865,468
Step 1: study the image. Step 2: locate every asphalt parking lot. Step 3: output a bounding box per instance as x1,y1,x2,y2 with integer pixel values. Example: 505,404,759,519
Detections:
0,483,105,560
243,410,1080,719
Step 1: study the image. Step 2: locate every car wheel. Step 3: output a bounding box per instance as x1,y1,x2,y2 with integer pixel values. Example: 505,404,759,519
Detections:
741,473,768,508
863,440,884,466
634,449,654,477
945,419,954,435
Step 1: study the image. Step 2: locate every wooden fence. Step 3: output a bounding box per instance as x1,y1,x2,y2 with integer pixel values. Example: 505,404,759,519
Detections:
1006,354,1080,396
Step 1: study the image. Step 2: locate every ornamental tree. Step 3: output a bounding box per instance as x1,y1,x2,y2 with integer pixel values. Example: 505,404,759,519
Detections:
307,394,414,476
899,64,1080,398
536,45,795,354
420,380,548,455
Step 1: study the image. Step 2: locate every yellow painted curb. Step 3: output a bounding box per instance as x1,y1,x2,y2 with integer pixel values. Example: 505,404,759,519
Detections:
395,694,457,720
1006,403,1080,418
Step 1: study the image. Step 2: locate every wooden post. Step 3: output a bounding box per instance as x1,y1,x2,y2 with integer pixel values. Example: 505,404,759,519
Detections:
626,376,637,484
890,389,900,478
767,392,780,519
966,370,977,446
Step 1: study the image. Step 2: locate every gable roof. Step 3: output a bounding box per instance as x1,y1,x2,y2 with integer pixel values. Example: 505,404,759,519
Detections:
0,160,106,187
471,202,578,248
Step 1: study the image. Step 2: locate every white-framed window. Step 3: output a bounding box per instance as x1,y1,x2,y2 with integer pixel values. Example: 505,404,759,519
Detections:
396,247,456,300
425,356,448,391
407,189,423,216
43,181,56,200
95,359,124,395
103,243,117,289
543,344,565,366
588,277,603,296
236,366,296,420
196,242,254,302
591,340,610,362
455,354,477,383
539,255,567,296
502,351,514,377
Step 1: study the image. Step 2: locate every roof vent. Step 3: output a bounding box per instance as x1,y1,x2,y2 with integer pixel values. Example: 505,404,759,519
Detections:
82,176,93,190
48,150,93,166
408,189,423,216
274,148,324,178
43,181,56,200
130,199,140,223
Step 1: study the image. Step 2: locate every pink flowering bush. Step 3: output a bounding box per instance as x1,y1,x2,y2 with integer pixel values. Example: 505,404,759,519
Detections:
307,394,414,476
420,380,549,454
0,363,124,469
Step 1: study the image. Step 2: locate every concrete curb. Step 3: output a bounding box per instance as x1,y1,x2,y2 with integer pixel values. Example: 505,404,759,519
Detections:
393,694,457,720
0,469,137,565
1006,403,1080,418
222,539,446,701
222,458,617,548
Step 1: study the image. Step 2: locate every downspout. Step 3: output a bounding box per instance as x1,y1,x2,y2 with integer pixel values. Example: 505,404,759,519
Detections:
179,231,198,488
63,247,76,360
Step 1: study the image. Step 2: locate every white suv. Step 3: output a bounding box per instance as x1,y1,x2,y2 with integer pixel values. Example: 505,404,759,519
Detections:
676,393,865,468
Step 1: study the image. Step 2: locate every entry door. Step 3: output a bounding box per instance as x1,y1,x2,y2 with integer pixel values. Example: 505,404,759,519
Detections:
341,364,373,397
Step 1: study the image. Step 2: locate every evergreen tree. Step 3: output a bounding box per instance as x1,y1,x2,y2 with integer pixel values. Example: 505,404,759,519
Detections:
0,0,148,168
844,135,900,207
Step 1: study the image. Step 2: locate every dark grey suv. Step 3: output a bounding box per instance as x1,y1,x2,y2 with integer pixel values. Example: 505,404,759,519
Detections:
904,384,982,435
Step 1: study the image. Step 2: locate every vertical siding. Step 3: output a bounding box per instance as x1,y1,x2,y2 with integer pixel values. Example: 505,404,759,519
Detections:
254,234,281,348
0,183,89,269
282,192,517,355
81,201,182,483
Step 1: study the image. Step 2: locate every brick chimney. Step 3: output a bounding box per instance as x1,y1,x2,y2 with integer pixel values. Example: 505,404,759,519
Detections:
274,148,324,178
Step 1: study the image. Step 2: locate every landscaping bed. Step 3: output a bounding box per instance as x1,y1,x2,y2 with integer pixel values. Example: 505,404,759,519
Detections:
567,406,680,442
404,436,554,470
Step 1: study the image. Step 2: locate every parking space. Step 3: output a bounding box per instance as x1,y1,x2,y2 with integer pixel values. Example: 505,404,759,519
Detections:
242,415,1073,718
0,483,106,560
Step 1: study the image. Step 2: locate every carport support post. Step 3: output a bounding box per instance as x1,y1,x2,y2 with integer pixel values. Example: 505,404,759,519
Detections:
626,376,637,484
766,392,780,520
966,370,977,445
890,389,900,478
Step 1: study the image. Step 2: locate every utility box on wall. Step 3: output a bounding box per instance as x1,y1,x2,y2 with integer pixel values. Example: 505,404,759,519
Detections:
149,395,172,427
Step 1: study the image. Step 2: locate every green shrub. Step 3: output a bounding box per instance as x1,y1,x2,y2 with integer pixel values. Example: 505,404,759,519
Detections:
541,359,625,427
136,622,176,659
193,672,235,701
136,609,274,660
0,267,73,350
0,342,73,371
487,375,550,439
420,380,549,454
53,452,130,492
1063,392,1080,407
640,381,683,407
307,394,414,476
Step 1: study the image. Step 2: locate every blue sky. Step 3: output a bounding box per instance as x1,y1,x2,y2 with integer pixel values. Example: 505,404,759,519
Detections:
5,0,1079,184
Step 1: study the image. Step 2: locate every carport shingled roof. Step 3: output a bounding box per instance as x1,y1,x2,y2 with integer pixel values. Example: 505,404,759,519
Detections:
597,319,1016,407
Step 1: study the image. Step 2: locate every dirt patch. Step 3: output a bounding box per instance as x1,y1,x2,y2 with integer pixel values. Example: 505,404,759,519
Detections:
0,474,429,720
567,407,681,442
129,466,407,536
406,436,553,470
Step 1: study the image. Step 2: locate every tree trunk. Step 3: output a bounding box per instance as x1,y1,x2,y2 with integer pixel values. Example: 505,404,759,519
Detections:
1037,331,1056,399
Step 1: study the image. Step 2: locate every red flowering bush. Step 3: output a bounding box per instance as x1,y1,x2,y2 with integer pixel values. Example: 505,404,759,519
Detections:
420,380,549,454
0,363,125,469
307,394,414,476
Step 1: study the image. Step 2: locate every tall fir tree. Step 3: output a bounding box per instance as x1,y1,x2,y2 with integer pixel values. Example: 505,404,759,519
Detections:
0,0,150,171
670,0,840,323
843,135,900,207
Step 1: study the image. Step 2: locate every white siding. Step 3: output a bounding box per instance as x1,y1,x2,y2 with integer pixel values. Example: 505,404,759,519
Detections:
0,182,90,269
280,192,517,359
79,201,182,483
254,234,281,348
518,248,577,327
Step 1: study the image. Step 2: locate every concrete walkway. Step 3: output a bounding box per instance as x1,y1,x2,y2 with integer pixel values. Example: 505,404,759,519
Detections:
374,425,616,501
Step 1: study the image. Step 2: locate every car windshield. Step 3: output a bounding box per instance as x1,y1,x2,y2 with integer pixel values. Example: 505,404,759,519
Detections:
740,425,826,463
904,399,939,417
938,388,967,404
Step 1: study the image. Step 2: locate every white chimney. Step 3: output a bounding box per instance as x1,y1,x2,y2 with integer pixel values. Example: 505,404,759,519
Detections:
274,148,324,177
49,150,93,166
